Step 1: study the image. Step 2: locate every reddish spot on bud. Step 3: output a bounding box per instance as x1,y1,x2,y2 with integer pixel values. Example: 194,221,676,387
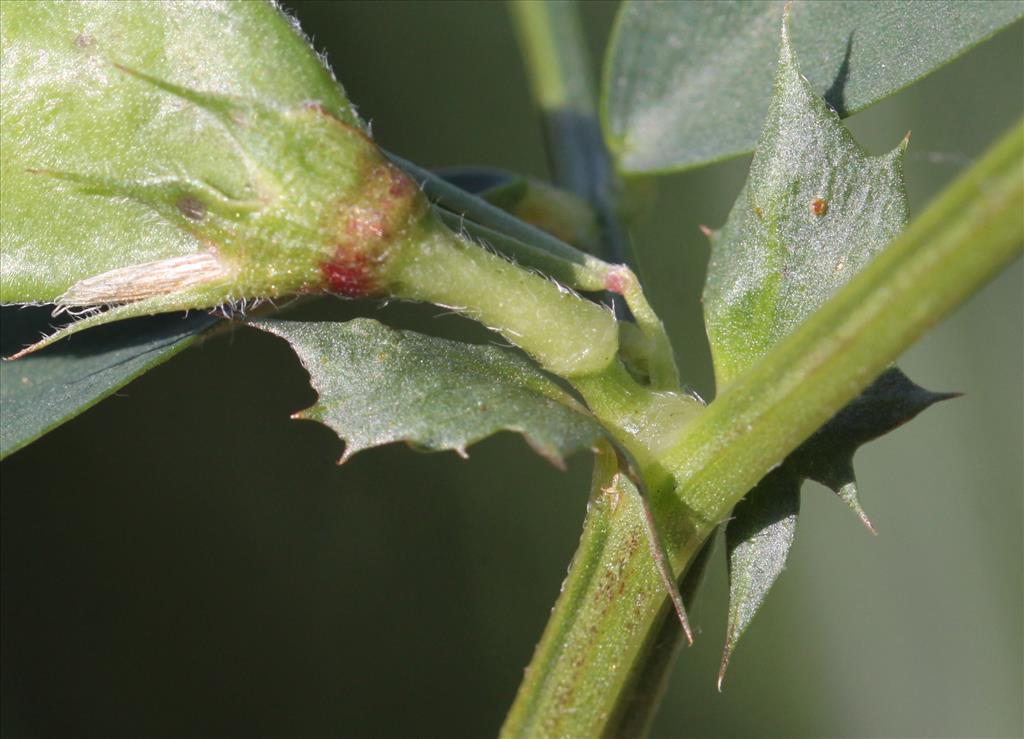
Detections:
320,160,424,298
322,250,376,297
811,198,828,216
388,172,414,199
604,269,630,295
753,205,764,219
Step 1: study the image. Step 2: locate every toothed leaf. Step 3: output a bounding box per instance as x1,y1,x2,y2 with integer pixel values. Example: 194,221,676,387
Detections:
254,319,603,466
790,367,959,527
703,24,909,385
603,0,1024,174
719,368,957,667
721,470,800,688
704,22,959,678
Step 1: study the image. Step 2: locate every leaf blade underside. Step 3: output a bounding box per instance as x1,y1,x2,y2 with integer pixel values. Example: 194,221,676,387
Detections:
0,308,216,460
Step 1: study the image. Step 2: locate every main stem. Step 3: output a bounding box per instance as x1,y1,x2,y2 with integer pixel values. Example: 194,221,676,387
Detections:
501,121,1023,738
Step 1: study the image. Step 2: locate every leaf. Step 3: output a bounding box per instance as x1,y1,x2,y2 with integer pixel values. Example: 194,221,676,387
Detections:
253,318,604,467
719,367,955,685
720,470,800,689
790,367,960,530
0,0,356,304
435,167,600,251
703,19,958,679
602,0,1024,174
0,307,216,459
703,18,908,387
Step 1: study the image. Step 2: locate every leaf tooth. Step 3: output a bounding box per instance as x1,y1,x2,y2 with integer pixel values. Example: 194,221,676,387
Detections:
337,442,363,466
805,457,876,534
778,4,795,68
524,436,567,470
834,479,877,535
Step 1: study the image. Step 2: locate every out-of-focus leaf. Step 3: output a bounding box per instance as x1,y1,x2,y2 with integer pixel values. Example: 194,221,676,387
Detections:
720,470,800,689
707,21,956,680
0,308,216,459
603,0,1023,174
0,0,355,304
253,318,604,467
435,166,600,251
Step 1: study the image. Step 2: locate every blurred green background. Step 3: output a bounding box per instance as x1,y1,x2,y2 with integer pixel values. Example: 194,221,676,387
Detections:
2,2,1021,737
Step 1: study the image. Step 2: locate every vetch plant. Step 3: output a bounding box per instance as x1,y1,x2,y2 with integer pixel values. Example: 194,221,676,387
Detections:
1,1,1021,736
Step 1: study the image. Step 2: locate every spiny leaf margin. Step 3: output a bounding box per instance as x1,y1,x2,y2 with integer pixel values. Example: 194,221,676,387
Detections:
253,318,605,467
701,15,956,684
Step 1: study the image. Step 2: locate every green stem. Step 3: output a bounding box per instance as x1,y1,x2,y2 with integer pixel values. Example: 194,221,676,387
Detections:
388,151,609,288
508,0,602,204
501,118,1024,738
387,214,619,378
508,0,679,390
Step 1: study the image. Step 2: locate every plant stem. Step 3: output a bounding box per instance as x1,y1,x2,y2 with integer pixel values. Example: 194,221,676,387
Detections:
508,0,605,211
501,118,1024,738
508,0,679,390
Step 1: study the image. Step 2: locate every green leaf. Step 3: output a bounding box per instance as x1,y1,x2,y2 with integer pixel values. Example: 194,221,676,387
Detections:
720,470,800,689
253,318,604,467
704,20,961,680
0,308,215,459
790,367,960,529
703,19,908,387
603,0,1023,174
0,0,355,304
719,367,955,685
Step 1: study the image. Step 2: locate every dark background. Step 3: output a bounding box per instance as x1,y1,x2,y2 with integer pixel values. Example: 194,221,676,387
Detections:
2,3,1021,737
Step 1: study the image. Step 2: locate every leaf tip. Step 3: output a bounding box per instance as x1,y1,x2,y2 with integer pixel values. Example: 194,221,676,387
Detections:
779,2,794,61
717,647,732,692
